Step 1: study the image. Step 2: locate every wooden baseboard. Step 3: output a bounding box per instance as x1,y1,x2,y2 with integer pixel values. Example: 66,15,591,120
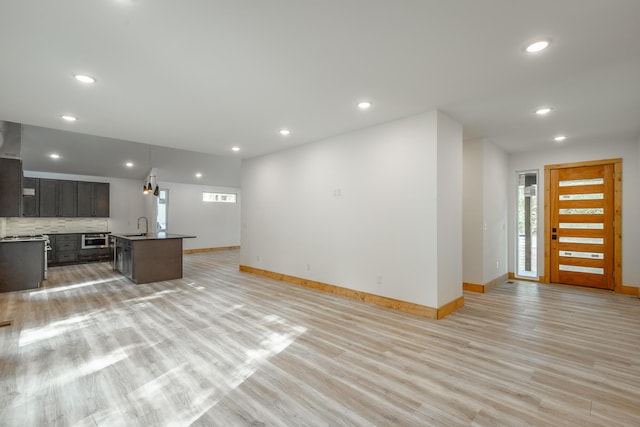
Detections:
463,273,509,294
484,273,508,292
239,265,464,319
619,285,640,296
463,282,484,293
437,296,465,320
183,246,240,254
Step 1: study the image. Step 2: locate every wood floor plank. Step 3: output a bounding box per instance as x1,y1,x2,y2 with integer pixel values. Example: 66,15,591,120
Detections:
1,250,639,426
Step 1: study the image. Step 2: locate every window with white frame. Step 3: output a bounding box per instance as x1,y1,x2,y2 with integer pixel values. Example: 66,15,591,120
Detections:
202,192,237,203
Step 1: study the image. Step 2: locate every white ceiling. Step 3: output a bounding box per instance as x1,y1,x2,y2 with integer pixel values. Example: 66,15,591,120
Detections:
1,0,639,177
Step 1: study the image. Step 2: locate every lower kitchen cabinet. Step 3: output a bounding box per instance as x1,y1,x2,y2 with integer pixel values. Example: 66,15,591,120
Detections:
55,234,79,264
115,239,133,279
0,240,45,293
78,248,110,263
47,235,56,266
49,234,112,266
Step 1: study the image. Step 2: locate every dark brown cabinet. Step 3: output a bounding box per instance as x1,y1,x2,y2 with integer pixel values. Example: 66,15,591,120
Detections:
0,158,23,217
115,236,184,284
47,235,56,266
115,239,133,279
55,234,79,264
22,177,39,217
48,233,111,266
78,248,110,263
77,181,110,217
0,240,44,293
39,179,77,217
38,179,56,217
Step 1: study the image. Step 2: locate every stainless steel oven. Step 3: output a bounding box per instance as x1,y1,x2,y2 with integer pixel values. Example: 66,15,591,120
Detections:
81,233,109,249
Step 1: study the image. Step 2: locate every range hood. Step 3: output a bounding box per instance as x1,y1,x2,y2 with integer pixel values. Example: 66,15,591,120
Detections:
0,121,22,159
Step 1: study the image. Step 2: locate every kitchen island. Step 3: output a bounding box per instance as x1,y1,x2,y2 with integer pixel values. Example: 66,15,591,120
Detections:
112,233,196,284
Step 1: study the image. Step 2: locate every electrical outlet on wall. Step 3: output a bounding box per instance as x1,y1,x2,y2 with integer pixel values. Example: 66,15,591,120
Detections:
496,261,499,270
376,275,383,284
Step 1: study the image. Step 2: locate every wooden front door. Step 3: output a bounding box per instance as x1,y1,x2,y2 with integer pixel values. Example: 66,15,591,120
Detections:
548,163,615,289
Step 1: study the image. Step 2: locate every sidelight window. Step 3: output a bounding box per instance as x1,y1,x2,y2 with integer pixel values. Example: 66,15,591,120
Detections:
516,171,538,278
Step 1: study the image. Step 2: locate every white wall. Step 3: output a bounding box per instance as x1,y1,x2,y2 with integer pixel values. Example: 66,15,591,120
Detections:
509,139,640,288
241,110,462,309
482,141,509,282
462,139,509,286
463,140,484,285
436,112,463,306
160,181,241,251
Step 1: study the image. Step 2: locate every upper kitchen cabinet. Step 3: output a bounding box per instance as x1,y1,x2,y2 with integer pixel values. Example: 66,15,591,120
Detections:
0,158,23,217
22,177,39,217
39,179,77,217
77,181,110,217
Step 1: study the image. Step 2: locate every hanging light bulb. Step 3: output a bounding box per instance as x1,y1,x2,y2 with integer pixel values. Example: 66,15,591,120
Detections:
143,146,154,195
153,185,160,196
143,177,151,194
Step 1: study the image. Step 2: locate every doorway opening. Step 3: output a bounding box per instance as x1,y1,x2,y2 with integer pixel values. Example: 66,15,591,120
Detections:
157,189,168,232
516,171,538,279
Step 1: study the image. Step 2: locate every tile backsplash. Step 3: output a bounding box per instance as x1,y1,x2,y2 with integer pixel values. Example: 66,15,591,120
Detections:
3,218,109,236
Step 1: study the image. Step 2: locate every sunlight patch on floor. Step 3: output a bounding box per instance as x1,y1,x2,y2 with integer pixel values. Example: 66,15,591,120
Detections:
82,313,308,425
18,314,93,347
122,289,178,304
42,347,131,393
29,277,116,295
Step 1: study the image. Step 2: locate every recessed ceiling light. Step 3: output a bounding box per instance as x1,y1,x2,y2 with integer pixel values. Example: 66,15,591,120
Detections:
525,39,551,53
49,153,60,159
74,74,96,84
195,173,202,178
279,129,291,136
61,115,77,122
125,162,134,167
357,101,372,110
554,135,567,142
232,146,240,152
536,107,552,115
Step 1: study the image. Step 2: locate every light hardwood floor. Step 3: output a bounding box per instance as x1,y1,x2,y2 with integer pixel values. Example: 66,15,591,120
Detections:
1,250,639,426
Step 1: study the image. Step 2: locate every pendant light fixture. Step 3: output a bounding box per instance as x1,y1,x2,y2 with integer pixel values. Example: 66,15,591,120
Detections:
143,174,160,196
142,146,160,196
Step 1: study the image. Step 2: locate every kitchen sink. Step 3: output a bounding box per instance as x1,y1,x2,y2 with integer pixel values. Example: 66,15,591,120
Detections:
121,233,148,237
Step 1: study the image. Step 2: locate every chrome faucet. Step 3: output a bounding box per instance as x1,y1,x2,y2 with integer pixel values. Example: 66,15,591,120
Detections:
137,216,149,236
